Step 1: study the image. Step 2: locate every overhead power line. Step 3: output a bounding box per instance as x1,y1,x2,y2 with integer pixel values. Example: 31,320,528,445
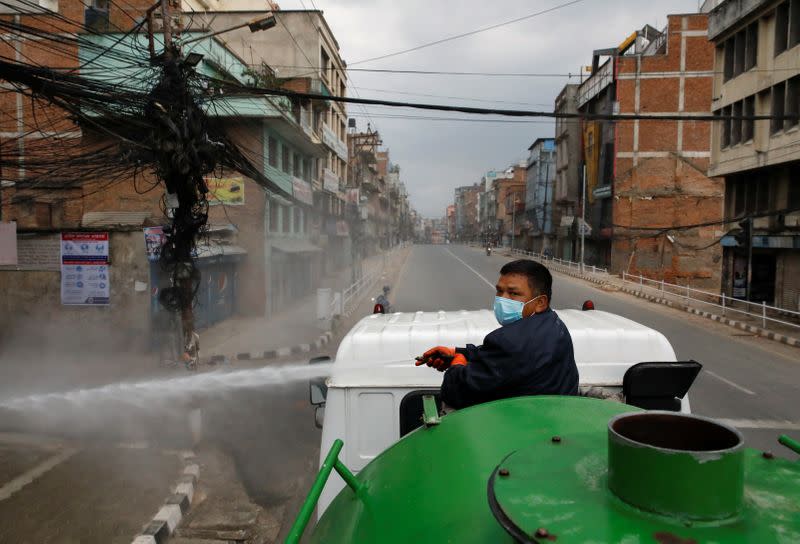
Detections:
215,79,799,123
349,0,588,66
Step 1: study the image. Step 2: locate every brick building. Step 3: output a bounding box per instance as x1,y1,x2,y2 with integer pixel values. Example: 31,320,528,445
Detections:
577,13,724,287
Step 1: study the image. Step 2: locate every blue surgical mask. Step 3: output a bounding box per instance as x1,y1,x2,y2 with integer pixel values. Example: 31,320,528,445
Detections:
493,295,541,326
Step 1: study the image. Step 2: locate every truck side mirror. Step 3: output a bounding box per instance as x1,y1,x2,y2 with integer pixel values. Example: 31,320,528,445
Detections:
310,378,327,406
314,405,325,429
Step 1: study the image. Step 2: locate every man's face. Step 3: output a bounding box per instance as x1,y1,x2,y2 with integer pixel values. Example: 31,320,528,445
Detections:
495,273,548,318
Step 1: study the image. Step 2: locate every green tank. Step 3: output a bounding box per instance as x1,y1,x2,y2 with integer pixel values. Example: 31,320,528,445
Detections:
287,396,800,543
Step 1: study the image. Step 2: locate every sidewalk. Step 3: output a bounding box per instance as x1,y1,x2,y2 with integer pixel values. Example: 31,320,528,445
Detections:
502,248,800,349
200,249,405,362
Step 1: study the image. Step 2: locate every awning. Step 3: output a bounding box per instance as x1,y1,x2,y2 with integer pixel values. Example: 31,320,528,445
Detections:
271,238,323,254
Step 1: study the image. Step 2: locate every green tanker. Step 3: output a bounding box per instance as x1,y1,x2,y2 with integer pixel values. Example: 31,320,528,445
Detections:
288,396,800,543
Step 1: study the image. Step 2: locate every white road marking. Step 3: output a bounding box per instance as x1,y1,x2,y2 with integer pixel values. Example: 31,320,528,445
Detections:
445,248,495,289
704,369,756,396
717,419,800,430
0,447,78,502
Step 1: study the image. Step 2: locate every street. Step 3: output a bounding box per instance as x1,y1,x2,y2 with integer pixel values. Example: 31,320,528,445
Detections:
0,243,798,543
394,245,800,456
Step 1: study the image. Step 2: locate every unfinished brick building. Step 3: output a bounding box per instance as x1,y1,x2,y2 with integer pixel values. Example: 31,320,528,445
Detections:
613,13,725,288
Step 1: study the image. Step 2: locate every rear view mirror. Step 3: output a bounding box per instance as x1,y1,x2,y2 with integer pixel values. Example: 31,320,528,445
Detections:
310,377,327,406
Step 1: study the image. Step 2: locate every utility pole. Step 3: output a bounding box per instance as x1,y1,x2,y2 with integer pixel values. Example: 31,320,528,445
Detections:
580,164,586,273
511,193,517,250
542,159,550,254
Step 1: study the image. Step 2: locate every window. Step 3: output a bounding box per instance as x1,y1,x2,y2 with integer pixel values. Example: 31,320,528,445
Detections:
282,145,290,173
786,76,800,130
303,158,311,181
743,95,755,141
320,47,330,81
733,179,746,217
293,153,301,177
790,0,800,48
269,201,279,232
723,40,734,81
745,22,758,71
294,207,301,233
756,180,770,212
731,101,743,145
721,106,731,148
283,205,291,232
733,30,745,76
268,136,278,168
776,2,789,55
772,82,786,134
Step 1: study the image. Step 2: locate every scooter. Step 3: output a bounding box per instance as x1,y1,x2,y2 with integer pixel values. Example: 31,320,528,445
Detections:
372,285,394,314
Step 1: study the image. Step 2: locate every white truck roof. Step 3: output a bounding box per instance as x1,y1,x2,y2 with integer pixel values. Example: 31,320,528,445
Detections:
329,309,677,388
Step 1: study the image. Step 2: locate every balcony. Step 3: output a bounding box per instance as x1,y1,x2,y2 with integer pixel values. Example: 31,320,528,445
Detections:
322,124,348,161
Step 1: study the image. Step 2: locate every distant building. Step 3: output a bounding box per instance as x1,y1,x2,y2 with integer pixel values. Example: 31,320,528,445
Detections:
708,0,800,309
553,84,583,261
524,139,556,253
487,165,527,249
454,184,481,241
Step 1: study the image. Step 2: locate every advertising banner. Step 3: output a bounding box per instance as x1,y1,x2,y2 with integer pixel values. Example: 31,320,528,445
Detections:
61,232,110,305
207,177,245,205
292,177,314,205
143,226,166,263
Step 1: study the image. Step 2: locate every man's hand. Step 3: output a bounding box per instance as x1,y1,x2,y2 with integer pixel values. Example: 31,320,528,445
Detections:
415,346,467,372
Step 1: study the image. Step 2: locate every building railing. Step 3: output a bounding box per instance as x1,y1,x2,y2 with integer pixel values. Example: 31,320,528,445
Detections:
620,271,800,333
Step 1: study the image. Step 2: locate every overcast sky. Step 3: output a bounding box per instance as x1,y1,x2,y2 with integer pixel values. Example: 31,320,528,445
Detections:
297,0,702,218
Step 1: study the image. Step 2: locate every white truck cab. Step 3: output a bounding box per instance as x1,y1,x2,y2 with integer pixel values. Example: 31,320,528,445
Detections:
309,308,700,517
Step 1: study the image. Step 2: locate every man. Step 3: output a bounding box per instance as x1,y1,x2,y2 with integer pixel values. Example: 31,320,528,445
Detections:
415,259,578,409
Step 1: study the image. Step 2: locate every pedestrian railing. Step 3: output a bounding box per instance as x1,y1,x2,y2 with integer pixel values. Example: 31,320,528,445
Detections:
335,244,407,318
509,248,609,276
621,271,800,333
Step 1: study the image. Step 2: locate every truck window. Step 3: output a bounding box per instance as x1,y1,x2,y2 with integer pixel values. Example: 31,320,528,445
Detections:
399,390,443,437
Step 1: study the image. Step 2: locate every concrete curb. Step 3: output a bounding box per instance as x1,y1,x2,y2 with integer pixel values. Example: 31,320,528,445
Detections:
201,330,333,366
132,451,200,544
543,260,800,349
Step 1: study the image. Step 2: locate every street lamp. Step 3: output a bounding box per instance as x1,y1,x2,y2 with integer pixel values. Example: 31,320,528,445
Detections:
180,14,277,46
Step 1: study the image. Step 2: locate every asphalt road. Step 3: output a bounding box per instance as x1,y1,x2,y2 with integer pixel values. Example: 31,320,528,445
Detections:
393,244,800,458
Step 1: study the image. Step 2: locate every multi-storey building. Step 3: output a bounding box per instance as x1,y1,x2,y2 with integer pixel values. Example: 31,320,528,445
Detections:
577,14,724,286
525,139,556,254
553,84,583,261
612,13,723,288
708,0,800,308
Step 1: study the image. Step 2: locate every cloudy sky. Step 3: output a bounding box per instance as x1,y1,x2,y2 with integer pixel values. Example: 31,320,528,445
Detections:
293,0,702,217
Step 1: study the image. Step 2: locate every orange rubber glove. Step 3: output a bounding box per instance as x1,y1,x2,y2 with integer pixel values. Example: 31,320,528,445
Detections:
415,347,467,372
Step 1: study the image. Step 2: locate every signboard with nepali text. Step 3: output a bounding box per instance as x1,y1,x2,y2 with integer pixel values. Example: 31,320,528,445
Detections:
207,177,245,206
292,177,313,205
61,232,110,305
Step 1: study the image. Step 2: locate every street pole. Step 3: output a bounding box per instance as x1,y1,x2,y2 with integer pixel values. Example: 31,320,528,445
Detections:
511,195,516,250
746,216,753,302
580,164,586,274
542,160,550,254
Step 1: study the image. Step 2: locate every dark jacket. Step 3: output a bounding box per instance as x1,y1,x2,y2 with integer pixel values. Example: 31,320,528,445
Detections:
441,308,579,409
